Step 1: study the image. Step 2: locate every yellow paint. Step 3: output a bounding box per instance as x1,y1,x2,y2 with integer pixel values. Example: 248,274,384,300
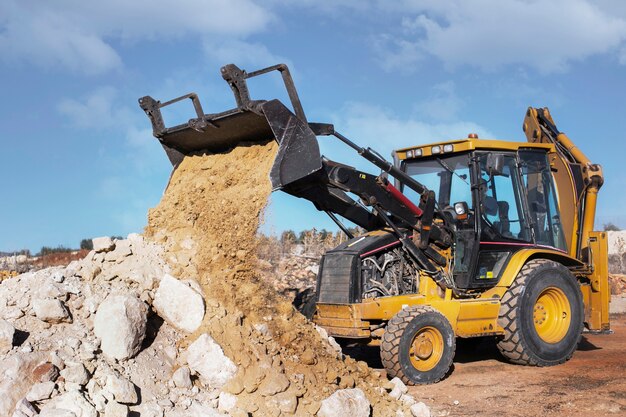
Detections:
396,138,553,160
586,231,610,331
533,287,571,343
409,326,444,371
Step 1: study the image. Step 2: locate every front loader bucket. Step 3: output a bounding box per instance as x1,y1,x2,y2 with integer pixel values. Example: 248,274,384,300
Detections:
139,63,323,189
139,94,322,191
138,95,274,157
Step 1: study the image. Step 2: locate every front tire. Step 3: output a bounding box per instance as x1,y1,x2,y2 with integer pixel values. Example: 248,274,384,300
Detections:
381,306,456,385
497,259,584,366
293,287,316,320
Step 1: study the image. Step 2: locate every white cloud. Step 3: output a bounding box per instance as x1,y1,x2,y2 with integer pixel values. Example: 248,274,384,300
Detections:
0,0,274,74
414,81,463,122
317,102,493,173
57,87,136,128
374,0,626,73
203,39,293,69
335,102,493,148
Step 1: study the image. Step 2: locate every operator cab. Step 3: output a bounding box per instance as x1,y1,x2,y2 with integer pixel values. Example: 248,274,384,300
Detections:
399,139,566,290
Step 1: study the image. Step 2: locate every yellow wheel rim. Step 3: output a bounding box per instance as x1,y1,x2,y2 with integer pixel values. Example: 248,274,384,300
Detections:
409,326,444,371
533,287,571,343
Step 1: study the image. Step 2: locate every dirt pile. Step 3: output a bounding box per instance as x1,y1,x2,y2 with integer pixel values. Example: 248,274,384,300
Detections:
145,142,413,416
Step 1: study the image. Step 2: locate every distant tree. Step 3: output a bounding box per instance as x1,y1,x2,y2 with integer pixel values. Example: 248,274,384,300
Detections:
80,239,94,250
603,222,621,232
280,230,297,244
111,235,124,241
38,245,72,257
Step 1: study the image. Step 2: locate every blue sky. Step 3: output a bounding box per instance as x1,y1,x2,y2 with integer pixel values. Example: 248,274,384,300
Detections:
1,0,625,252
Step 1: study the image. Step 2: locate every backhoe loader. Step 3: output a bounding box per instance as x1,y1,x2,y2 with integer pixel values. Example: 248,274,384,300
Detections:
139,63,610,384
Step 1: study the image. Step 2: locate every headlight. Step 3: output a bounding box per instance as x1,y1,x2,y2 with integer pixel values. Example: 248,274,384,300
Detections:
414,148,423,157
443,144,454,153
431,145,441,154
454,202,467,215
406,150,413,158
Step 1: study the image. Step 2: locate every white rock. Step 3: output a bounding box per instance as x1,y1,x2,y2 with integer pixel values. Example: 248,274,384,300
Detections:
305,264,319,275
218,392,237,412
104,371,138,404
400,393,417,407
92,237,114,253
51,271,65,283
172,366,192,389
26,381,56,402
153,274,205,333
0,319,15,354
104,401,128,417
14,398,37,417
318,388,371,417
186,401,227,417
389,376,408,399
13,409,30,417
39,410,77,417
185,334,236,389
133,401,163,417
33,299,70,323
39,391,96,417
94,295,147,361
410,402,431,417
106,240,132,262
60,363,89,386
0,352,50,416
37,281,67,300
315,325,342,355
77,264,101,281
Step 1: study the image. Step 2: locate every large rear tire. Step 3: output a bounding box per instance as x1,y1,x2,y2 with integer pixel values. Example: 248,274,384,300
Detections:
381,306,456,385
497,259,583,366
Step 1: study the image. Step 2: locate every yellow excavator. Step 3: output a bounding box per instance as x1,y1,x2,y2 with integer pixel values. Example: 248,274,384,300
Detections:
140,63,610,384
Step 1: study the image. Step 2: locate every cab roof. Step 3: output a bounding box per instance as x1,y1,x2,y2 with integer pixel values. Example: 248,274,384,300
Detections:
395,137,554,160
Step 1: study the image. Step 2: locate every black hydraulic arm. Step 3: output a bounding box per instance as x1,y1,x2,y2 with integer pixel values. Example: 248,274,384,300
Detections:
323,129,441,248
331,131,428,195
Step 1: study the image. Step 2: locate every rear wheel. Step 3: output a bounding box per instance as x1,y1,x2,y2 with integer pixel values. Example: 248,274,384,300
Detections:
381,306,455,385
497,259,583,366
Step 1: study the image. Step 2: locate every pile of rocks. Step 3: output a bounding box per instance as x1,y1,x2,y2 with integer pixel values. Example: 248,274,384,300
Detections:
258,255,318,299
0,234,431,417
0,235,221,416
608,230,626,275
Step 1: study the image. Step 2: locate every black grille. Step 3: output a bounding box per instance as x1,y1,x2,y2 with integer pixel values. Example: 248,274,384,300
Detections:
317,253,360,304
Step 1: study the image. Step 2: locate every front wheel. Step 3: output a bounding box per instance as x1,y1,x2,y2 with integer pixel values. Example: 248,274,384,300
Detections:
497,259,584,366
381,306,456,385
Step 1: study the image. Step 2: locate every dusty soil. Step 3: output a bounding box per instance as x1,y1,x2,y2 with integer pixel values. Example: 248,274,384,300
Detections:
145,142,407,416
345,315,626,416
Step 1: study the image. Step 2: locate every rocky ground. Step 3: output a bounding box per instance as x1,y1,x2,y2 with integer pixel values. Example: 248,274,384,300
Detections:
0,234,427,417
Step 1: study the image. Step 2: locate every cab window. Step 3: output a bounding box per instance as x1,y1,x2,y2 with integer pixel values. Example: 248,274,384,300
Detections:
403,154,472,210
519,150,567,250
477,153,529,242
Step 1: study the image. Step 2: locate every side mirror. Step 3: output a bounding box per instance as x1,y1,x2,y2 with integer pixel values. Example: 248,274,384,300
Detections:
486,153,504,176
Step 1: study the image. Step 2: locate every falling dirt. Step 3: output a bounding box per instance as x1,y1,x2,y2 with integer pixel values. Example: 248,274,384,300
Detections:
145,142,406,416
